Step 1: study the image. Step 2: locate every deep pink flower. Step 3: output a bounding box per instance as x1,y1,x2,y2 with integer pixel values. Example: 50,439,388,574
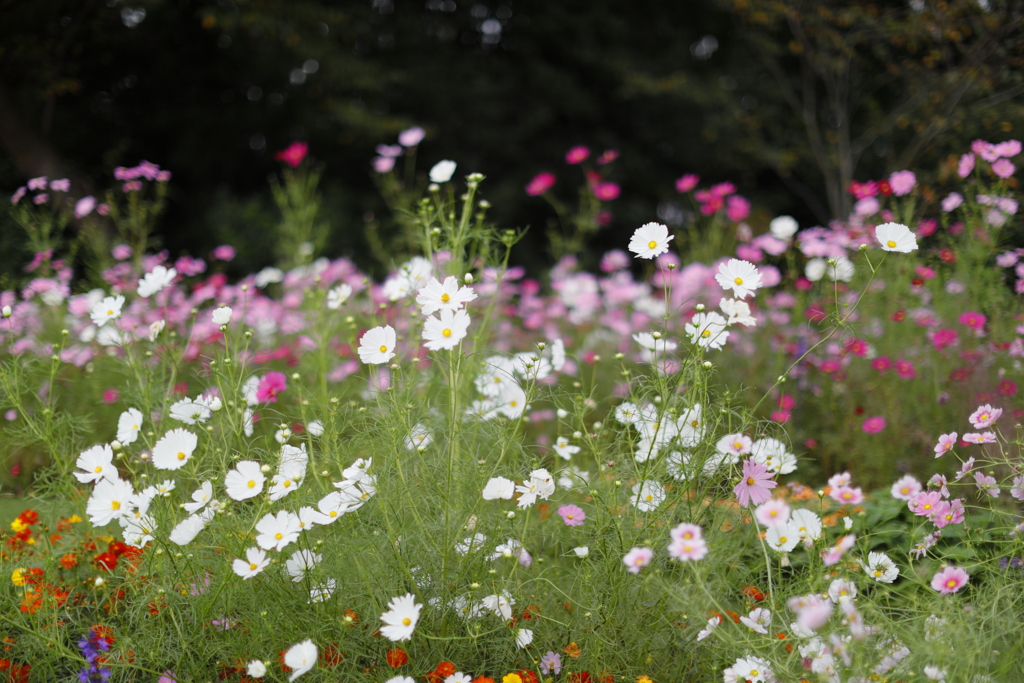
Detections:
733,460,776,507
930,328,958,351
871,356,892,373
894,359,916,380
931,566,969,594
861,416,886,434
102,389,120,405
709,181,736,197
526,172,556,196
917,218,938,236
725,195,750,222
675,174,699,193
593,182,620,201
275,141,308,168
212,245,236,261
557,504,586,526
597,149,619,164
958,311,986,331
255,371,287,403
565,146,590,164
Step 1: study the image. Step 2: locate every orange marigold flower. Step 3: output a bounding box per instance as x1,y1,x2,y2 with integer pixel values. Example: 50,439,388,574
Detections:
742,585,765,601
725,610,741,624
472,677,494,683
59,553,78,569
320,643,344,667
563,642,582,658
518,670,538,683
387,647,408,668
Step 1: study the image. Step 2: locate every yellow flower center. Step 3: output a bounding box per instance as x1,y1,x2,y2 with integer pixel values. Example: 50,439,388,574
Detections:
647,240,657,249
329,511,337,517
567,514,574,519
283,480,292,488
702,329,711,337
874,570,882,577
980,413,989,421
132,424,138,430
402,617,411,626
509,400,518,407
275,532,283,540
923,503,932,511
441,293,451,302
94,466,103,473
734,277,743,285
691,420,699,427
779,536,788,543
645,494,654,502
946,579,957,588
177,452,186,460
442,328,452,337
111,501,121,510
746,477,755,485
379,345,387,353
249,563,258,570
247,480,256,488
106,309,113,315
887,240,897,248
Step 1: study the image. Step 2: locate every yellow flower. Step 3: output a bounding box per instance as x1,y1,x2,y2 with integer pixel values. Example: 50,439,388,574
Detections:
69,514,83,523
502,674,523,683
637,676,654,683
10,518,27,533
11,568,26,586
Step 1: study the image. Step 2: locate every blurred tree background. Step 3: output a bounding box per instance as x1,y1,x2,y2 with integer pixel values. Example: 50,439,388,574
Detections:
1,0,1023,280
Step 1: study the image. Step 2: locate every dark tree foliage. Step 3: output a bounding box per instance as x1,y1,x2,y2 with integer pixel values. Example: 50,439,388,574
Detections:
0,0,1021,279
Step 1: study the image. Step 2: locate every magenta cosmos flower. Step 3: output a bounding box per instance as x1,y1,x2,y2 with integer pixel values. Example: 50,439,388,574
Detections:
733,460,776,507
274,141,308,168
256,372,287,403
557,504,586,526
931,566,969,594
861,416,886,434
526,172,556,196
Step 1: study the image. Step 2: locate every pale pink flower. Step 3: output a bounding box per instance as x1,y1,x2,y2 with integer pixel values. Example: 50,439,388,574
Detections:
910,491,942,516
821,534,855,566
669,522,703,543
1011,475,1024,502
934,432,957,457
889,170,916,196
969,404,1002,429
963,432,996,444
622,547,654,574
992,158,1015,179
754,499,790,527
733,460,776,507
830,485,863,505
958,153,975,177
931,566,969,594
890,475,921,501
974,472,999,497
667,537,708,562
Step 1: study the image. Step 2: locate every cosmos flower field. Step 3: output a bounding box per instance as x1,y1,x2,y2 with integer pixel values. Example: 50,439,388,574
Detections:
2,135,1024,682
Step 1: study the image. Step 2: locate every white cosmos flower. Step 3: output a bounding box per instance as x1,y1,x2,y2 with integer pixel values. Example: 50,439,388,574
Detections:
515,628,534,648
255,510,302,551
751,438,797,475
549,337,566,371
183,480,213,514
90,295,125,327
75,444,117,484
404,424,432,450
769,215,799,240
805,257,827,282
137,265,176,298
380,593,423,642
685,311,730,350
283,640,318,681
572,546,589,557
740,607,771,634
247,661,267,678
697,615,721,641
119,511,156,548
169,514,207,545
416,276,477,316
309,579,336,603
766,522,800,552
875,222,918,253
169,397,212,424
268,461,305,501
307,420,324,437
475,355,517,397
631,480,666,512
225,460,266,501
312,491,354,524
285,549,322,581
326,283,353,309
482,476,516,500
861,551,899,583
86,477,135,526
480,592,515,619
827,255,855,282
116,408,143,445
632,332,677,354
233,547,270,579
715,258,763,299
790,508,823,542
211,306,232,325
628,222,673,259
152,428,198,470
552,436,580,460
358,325,397,364
422,308,471,351
720,298,757,326
429,160,457,183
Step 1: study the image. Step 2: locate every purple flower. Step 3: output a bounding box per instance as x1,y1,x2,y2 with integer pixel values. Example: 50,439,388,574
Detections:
540,652,562,675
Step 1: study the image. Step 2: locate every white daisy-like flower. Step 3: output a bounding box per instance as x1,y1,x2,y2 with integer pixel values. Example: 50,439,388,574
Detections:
211,306,233,325
429,160,457,183
326,283,353,310
233,547,270,579
715,258,763,299
309,579,336,604
311,491,354,525
720,298,757,326
416,276,477,316
119,510,156,548
116,408,143,445
480,592,515,619
860,551,899,583
827,255,855,282
169,397,212,425
515,628,534,649
765,522,800,552
404,424,432,450
631,480,666,512
769,215,799,240
685,311,730,350
731,656,773,683
90,295,125,327
268,461,305,502
827,578,857,603
137,265,177,298
455,532,488,554
307,420,325,437
86,477,135,526
482,476,516,500
152,428,198,470
380,593,423,642
628,222,673,259
632,332,678,355
247,660,267,678
168,514,207,545
740,607,771,634
551,436,580,460
285,549,322,581
255,510,302,551
790,508,823,542
422,308,471,351
358,325,397,364
225,460,266,501
75,444,117,484
875,222,918,253
183,480,213,514
283,640,318,681
696,615,721,641
550,338,566,371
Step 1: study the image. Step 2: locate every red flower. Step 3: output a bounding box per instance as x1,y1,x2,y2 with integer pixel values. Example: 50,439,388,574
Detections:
567,673,591,683
320,644,344,668
742,585,765,601
387,648,408,668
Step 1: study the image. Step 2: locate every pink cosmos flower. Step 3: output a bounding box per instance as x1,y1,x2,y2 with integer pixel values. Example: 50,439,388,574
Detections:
958,153,975,177
667,537,708,562
929,473,950,497
910,491,942,517
931,499,966,528
593,182,620,201
398,126,425,147
1009,476,1024,502
623,547,654,574
931,566,969,594
526,172,556,196
955,457,976,480
675,174,699,193
596,149,619,164
831,486,864,505
941,192,963,212
930,329,958,351
934,432,957,458
974,472,999,497
102,389,120,405
958,311,986,331
992,158,1015,179
565,146,590,164
890,475,921,501
557,504,586,526
822,534,855,566
212,245,236,261
275,141,308,168
725,195,750,222
373,156,396,173
75,196,96,218
754,499,790,527
733,460,776,507
871,356,892,373
889,170,916,196
963,432,996,444
827,472,851,489
969,404,1002,429
894,359,916,380
861,416,886,434
255,371,287,403
669,522,703,543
